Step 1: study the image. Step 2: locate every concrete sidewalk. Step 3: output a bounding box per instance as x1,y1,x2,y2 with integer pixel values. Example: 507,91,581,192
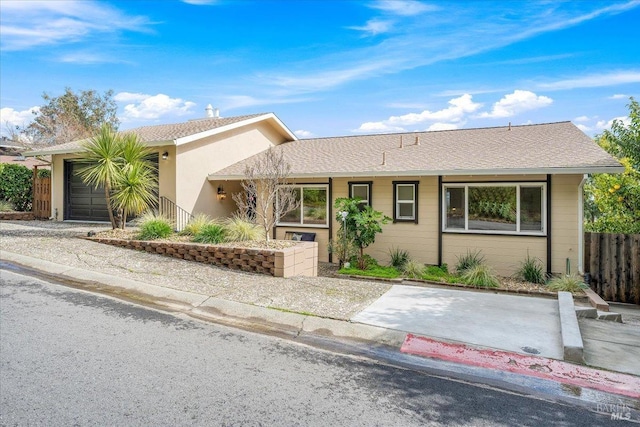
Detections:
1,220,639,399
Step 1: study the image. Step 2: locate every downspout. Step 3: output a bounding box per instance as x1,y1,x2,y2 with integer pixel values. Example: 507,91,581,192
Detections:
328,177,333,263
578,174,588,274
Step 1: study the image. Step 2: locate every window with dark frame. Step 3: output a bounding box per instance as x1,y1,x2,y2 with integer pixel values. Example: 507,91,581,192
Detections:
393,181,419,223
277,184,329,227
443,183,545,235
348,181,372,210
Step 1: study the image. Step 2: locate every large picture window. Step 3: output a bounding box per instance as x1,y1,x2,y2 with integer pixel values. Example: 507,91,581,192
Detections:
277,184,328,227
443,183,545,235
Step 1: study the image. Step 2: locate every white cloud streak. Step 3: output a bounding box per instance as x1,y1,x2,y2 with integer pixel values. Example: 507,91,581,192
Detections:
369,0,439,16
0,0,153,51
348,19,394,36
538,71,640,91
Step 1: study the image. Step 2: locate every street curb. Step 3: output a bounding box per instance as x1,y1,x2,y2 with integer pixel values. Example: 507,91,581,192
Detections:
557,291,585,364
0,250,406,349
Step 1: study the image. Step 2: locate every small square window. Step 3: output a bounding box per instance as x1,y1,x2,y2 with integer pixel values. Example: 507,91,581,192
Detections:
349,181,372,209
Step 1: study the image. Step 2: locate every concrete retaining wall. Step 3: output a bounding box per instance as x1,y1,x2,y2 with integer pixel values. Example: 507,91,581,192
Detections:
90,238,318,278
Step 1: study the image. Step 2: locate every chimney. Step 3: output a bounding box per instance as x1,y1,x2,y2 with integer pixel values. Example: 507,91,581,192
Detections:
205,104,214,118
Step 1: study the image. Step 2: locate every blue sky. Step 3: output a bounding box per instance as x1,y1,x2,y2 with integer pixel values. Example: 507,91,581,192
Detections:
1,0,639,140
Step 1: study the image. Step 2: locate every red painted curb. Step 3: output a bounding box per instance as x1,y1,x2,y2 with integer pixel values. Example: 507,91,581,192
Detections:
401,334,640,399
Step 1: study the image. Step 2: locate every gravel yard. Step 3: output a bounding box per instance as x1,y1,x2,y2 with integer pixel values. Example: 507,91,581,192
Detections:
0,220,390,320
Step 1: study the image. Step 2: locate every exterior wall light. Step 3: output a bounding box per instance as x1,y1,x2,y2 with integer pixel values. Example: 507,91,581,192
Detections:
217,186,227,201
162,152,169,160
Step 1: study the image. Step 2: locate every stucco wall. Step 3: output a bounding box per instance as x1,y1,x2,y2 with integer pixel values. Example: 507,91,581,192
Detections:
176,122,287,219
550,174,582,275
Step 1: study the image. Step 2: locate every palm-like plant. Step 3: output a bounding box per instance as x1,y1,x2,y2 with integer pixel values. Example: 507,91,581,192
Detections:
78,125,157,229
77,124,121,228
111,134,157,228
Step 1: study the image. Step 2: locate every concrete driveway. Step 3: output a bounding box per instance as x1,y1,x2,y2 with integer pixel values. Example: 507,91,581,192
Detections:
352,284,564,360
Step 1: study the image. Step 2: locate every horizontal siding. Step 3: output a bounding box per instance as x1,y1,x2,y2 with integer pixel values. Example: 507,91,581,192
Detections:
443,234,546,276
551,174,581,275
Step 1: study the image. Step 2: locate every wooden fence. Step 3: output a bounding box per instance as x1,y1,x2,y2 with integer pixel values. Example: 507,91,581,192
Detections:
584,233,640,304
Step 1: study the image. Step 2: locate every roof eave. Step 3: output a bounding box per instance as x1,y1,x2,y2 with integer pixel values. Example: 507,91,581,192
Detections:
208,165,626,181
23,140,176,157
175,113,297,146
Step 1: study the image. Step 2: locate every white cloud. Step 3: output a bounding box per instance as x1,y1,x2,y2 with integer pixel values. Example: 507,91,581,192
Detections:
479,90,552,119
574,115,590,122
294,130,314,138
116,93,196,120
355,94,480,132
538,71,640,91
0,0,153,51
369,0,438,16
575,124,591,133
348,19,394,36
0,106,39,130
609,94,629,99
573,115,629,135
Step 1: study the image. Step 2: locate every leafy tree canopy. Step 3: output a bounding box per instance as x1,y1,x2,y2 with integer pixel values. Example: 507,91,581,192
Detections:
584,97,640,233
22,87,119,145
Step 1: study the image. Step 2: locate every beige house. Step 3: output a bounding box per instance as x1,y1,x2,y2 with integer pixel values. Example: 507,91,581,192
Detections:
26,113,623,276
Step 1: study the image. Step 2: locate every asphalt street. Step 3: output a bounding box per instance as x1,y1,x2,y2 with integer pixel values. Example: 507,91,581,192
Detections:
0,268,625,426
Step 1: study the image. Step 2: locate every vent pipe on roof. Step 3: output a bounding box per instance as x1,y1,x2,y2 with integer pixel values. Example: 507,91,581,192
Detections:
206,104,214,118
214,108,220,118
399,135,403,148
508,121,511,131
382,151,387,165
415,135,419,145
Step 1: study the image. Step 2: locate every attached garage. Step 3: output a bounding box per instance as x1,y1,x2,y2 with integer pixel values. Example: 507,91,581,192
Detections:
64,161,110,221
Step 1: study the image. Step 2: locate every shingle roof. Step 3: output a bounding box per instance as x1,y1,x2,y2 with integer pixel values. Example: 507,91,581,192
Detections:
209,121,623,178
23,113,269,155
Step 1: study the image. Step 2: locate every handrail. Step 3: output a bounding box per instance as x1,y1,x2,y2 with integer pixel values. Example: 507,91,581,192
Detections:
158,196,194,231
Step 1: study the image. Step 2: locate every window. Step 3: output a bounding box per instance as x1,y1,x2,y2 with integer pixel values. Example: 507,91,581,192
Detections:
443,183,545,235
348,181,372,209
277,184,328,227
393,181,418,223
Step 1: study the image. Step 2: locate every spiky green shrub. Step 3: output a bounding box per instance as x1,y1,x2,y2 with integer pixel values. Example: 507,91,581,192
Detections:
388,247,410,270
455,249,485,274
224,215,265,242
0,200,14,212
138,212,174,240
193,223,227,244
403,259,425,279
180,213,215,236
515,253,546,284
462,264,500,288
547,275,587,292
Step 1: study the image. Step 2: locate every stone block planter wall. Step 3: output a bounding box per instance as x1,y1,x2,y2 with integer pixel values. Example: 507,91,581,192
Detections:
89,238,318,278
0,212,35,221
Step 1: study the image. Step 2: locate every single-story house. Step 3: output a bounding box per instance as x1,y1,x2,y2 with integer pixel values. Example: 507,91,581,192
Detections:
25,112,623,276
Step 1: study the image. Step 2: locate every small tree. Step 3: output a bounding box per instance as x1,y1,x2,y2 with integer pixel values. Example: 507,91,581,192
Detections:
0,164,33,211
334,198,390,270
232,147,299,246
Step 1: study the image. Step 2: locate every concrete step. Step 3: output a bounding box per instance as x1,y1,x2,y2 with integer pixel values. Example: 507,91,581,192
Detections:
597,311,622,323
575,306,597,319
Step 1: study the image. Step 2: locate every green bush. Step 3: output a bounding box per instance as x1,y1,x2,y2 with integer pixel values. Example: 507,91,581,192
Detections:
0,164,33,211
193,223,227,244
547,275,587,292
462,264,500,288
403,259,424,279
180,213,215,236
349,254,379,269
224,215,264,241
0,199,14,212
37,169,51,178
455,249,485,274
138,212,174,240
515,253,546,284
388,247,410,269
